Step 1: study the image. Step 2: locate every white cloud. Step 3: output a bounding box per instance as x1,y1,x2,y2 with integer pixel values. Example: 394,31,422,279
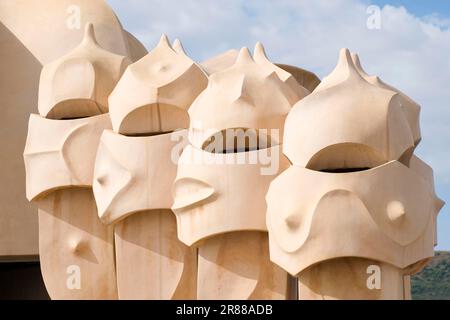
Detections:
108,0,450,245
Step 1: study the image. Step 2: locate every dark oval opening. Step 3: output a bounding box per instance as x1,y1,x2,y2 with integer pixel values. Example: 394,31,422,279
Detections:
305,143,386,173
49,99,103,120
119,103,189,137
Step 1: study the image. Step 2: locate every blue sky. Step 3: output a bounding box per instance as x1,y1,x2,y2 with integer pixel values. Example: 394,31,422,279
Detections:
371,0,450,17
108,0,450,250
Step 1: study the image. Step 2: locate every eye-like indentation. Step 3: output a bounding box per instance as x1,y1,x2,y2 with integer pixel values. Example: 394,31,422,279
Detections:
68,237,87,254
172,177,215,211
387,201,406,223
154,62,170,73
95,174,108,186
268,206,310,254
266,172,313,254
284,212,302,229
93,141,133,222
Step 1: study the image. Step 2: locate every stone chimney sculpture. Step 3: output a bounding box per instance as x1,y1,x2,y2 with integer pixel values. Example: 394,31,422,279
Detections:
92,35,206,299
23,23,130,299
171,44,309,299
20,18,443,299
266,48,444,299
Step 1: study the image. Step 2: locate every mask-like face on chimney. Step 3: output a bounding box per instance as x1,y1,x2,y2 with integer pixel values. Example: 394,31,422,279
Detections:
172,144,289,246
24,113,111,201
266,160,441,276
93,130,188,225
265,48,443,278
172,44,306,247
